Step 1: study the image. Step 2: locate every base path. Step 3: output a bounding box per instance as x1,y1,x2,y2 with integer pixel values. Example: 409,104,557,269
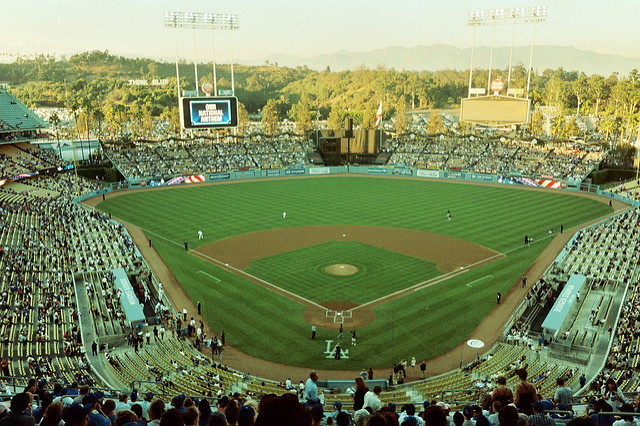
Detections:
83,184,629,382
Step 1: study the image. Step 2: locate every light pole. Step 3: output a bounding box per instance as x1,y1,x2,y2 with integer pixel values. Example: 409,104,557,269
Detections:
466,6,547,98
164,11,240,96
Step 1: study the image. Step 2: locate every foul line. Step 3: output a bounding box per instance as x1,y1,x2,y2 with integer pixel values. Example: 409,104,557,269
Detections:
190,250,327,311
197,271,221,282
137,228,553,316
351,251,506,312
466,275,494,287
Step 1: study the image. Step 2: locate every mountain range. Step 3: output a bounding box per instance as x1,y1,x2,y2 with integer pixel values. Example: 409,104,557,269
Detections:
242,44,639,76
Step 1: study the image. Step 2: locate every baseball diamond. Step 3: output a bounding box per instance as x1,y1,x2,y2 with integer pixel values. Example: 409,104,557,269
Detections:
94,175,615,374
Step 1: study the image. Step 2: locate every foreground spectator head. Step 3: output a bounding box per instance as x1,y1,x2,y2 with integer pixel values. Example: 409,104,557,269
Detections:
225,400,239,425
199,398,212,418
238,405,256,426
423,405,448,426
380,411,399,426
498,406,519,426
210,411,229,426
475,415,490,426
42,401,64,424
309,404,324,424
365,412,388,426
452,411,464,426
336,411,351,426
619,403,635,421
11,393,33,415
462,406,473,420
62,403,91,426
218,396,229,411
115,409,138,426
567,417,595,426
130,403,143,420
149,399,165,421
160,408,183,426
255,394,306,426
516,369,528,381
103,399,116,417
517,413,529,426
183,406,200,426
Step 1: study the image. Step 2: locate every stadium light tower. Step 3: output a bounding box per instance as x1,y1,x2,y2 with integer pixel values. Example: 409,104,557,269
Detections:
164,11,240,97
466,6,546,98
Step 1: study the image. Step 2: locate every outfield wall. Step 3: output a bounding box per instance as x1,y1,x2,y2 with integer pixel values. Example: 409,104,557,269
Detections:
74,164,639,207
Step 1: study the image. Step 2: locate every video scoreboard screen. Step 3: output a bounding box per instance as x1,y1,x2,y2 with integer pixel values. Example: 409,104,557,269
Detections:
182,96,238,129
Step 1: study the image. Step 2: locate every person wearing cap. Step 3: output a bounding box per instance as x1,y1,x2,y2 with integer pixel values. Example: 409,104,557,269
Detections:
140,393,153,421
461,405,475,426
0,393,35,426
83,392,109,426
61,403,91,426
330,401,345,422
612,403,637,426
529,401,554,426
238,405,255,426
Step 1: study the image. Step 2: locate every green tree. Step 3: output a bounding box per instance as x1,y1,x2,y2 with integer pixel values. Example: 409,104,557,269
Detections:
572,73,588,115
236,102,250,134
261,99,279,135
290,100,312,135
327,106,347,130
426,112,445,135
530,110,544,137
394,100,408,135
565,117,580,138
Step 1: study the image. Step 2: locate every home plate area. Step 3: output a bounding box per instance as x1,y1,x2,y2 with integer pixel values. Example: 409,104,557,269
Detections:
326,309,353,323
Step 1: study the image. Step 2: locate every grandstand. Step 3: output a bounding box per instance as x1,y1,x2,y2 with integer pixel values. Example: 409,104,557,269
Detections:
0,95,638,425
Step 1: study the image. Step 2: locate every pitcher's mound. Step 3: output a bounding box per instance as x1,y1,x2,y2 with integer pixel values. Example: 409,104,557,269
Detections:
325,264,359,276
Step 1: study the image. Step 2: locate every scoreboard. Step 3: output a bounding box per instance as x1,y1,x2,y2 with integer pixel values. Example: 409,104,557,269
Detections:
182,96,238,129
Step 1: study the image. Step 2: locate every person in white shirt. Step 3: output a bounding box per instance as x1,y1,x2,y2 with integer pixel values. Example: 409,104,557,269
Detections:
363,386,382,412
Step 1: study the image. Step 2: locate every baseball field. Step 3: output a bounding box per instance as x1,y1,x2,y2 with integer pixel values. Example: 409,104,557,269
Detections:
97,175,612,370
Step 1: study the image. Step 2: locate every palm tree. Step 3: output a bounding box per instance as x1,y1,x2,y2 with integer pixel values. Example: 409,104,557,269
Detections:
49,112,62,160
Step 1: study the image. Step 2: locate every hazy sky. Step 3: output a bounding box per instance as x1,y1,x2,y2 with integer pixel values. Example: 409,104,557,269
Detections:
2,0,639,63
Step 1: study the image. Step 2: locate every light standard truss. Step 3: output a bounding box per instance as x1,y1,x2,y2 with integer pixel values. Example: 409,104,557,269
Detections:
466,6,547,27
164,12,239,30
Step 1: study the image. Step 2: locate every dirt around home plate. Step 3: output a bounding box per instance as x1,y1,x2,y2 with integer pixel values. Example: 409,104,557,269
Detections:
83,181,629,382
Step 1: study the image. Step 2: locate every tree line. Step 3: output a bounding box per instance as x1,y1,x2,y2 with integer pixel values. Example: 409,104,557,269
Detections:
0,50,638,142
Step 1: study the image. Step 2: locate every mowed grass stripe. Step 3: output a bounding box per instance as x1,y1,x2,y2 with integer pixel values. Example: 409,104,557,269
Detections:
98,176,613,369
245,241,441,304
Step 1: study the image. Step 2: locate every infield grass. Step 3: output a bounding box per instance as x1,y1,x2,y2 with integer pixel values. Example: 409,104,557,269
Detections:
245,241,441,304
98,176,613,369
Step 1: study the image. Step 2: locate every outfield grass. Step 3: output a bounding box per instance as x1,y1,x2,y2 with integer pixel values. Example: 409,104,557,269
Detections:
98,176,613,369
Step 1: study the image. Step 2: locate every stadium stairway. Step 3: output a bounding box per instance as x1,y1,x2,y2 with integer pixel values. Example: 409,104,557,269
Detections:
74,272,125,390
